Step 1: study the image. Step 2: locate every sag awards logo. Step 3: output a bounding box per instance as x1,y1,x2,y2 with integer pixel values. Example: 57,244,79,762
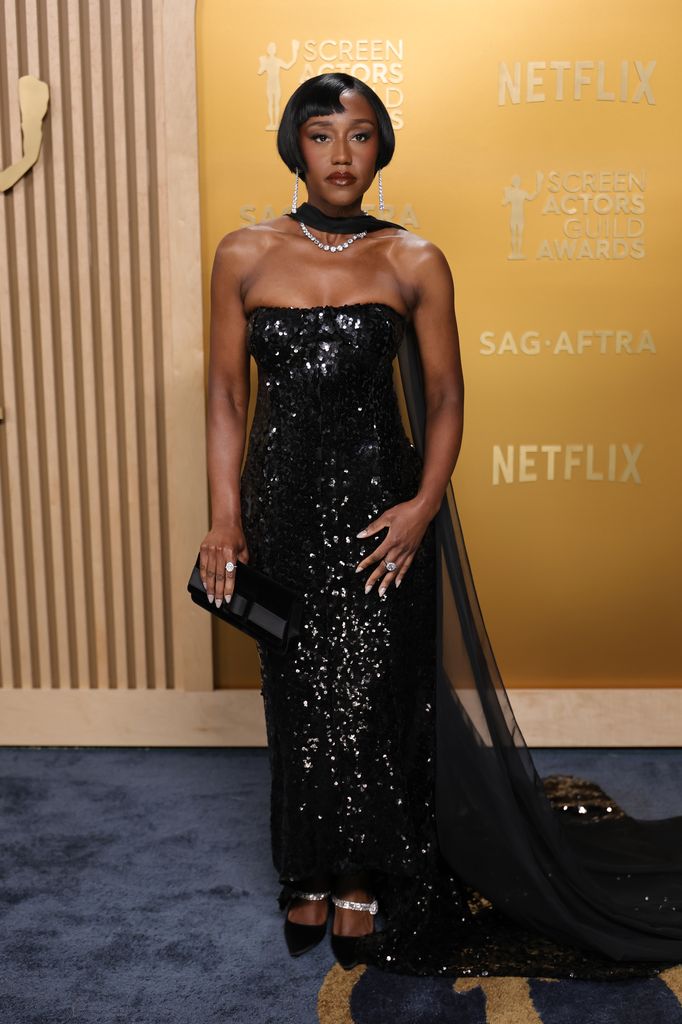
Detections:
257,38,405,130
502,169,646,261
240,38,416,226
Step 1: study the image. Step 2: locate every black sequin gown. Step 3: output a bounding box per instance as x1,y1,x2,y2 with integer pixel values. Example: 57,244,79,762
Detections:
240,302,682,979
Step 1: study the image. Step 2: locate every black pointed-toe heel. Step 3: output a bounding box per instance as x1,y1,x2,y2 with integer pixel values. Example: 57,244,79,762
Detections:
284,889,331,957
330,893,379,970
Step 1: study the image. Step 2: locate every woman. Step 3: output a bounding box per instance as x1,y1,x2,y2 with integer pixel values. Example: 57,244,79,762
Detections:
200,74,682,978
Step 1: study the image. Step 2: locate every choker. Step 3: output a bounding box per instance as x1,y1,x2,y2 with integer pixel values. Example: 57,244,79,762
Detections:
286,200,406,235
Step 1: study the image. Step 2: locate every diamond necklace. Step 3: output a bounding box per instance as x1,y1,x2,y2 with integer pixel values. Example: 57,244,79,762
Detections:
298,217,369,252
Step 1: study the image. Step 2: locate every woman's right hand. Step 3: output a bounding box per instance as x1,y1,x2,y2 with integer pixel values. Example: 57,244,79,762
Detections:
199,523,249,608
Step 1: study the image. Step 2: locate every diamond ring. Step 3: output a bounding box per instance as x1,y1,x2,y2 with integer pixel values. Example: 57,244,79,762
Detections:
225,561,236,573
384,560,397,572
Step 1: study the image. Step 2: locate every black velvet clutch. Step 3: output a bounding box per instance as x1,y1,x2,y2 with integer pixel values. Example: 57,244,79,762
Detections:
186,553,303,653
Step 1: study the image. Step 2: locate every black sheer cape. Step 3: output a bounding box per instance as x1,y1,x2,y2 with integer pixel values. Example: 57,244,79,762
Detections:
364,317,682,978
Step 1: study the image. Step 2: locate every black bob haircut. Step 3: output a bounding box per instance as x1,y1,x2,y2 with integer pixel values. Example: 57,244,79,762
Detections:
276,73,395,183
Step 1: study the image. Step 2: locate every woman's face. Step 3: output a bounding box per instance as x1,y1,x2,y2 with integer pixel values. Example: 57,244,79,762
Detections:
297,89,380,214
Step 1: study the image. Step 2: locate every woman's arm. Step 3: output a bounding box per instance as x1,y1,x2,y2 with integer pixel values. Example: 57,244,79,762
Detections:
409,242,465,518
200,232,251,605
206,232,250,527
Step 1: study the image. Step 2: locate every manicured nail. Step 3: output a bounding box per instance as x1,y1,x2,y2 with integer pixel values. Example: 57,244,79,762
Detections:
395,578,402,588
215,598,222,608
355,565,363,573
378,587,386,597
226,594,232,603
356,529,367,537
364,584,372,594
208,594,214,604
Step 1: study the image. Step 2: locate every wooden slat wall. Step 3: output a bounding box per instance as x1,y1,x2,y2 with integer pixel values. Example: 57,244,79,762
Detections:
0,0,211,696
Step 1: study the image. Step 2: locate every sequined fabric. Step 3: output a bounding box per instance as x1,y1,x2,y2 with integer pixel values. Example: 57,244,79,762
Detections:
241,303,439,879
240,304,681,980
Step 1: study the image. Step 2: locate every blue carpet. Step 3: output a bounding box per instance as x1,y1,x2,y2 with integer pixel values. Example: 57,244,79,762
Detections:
0,747,680,1023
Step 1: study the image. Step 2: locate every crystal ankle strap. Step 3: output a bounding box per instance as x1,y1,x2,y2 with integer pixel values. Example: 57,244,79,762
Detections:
289,889,330,901
331,894,379,914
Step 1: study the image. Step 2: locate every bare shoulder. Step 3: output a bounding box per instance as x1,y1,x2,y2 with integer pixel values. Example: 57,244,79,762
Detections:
212,218,287,289
395,228,448,265
214,219,273,262
393,230,454,307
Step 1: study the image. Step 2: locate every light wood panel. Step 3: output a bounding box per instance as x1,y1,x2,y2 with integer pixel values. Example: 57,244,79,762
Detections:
0,0,211,705
0,688,679,748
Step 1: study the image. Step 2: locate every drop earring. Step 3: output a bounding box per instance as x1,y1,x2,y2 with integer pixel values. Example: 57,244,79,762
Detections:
291,167,300,214
378,167,384,211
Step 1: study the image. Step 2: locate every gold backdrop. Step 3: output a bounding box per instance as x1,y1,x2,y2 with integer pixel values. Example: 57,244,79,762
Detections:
196,0,682,692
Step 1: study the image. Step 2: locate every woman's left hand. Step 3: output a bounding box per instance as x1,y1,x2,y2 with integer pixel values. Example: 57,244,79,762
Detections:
354,498,434,596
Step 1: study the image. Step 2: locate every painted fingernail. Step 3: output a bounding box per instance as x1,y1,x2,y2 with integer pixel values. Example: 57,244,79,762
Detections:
356,530,367,537
355,565,363,573
364,584,372,594
215,598,222,608
395,578,402,588
378,587,386,597
226,594,232,603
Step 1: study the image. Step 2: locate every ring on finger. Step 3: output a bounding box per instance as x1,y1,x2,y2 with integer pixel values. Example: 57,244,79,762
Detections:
225,560,236,573
378,559,400,596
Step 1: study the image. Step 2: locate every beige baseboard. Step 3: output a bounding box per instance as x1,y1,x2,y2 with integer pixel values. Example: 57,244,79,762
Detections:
508,688,682,747
0,688,680,747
